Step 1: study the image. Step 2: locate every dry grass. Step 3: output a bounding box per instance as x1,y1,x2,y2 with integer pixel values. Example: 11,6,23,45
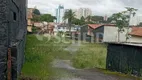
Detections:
72,43,107,69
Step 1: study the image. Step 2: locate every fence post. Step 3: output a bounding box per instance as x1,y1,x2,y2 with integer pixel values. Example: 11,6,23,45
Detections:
7,48,12,80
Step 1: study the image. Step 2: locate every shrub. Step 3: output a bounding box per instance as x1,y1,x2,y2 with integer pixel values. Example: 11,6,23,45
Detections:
72,43,107,69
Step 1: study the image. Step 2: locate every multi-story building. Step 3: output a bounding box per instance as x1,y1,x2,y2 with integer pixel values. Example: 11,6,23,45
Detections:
74,8,92,19
55,7,92,23
56,5,65,23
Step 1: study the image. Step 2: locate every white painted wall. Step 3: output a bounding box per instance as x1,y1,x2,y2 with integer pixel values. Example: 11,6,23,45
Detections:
103,26,131,42
129,36,142,43
103,26,142,43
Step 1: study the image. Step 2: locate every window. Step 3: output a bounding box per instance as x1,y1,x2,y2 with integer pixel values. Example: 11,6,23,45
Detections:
13,12,17,21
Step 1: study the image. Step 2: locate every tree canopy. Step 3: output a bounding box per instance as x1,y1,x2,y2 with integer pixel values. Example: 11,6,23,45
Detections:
32,8,41,22
63,9,76,24
86,15,92,22
109,7,138,42
72,18,82,25
138,22,142,27
91,16,104,23
33,9,41,15
31,12,56,22
40,14,56,22
63,9,76,31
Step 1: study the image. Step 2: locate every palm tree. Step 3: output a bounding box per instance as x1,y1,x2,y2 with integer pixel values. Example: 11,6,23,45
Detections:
63,9,75,32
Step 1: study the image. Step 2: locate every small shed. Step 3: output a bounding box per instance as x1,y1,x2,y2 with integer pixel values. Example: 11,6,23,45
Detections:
106,43,142,76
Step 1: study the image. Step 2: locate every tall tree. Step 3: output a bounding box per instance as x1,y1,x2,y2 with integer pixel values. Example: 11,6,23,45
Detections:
40,14,56,22
106,16,114,23
72,18,81,25
63,9,75,32
32,9,41,22
86,15,92,22
33,9,41,15
31,15,41,22
91,16,104,23
111,12,129,42
125,7,138,41
110,7,137,42
138,22,142,27
80,16,86,25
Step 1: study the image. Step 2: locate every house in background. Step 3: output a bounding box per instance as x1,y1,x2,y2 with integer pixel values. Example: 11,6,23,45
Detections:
129,27,142,43
103,26,131,42
81,24,142,43
56,24,67,32
80,24,115,42
47,23,55,35
27,8,35,33
105,27,142,76
33,22,46,33
88,24,104,42
34,22,43,28
54,24,79,33
87,24,115,42
103,26,142,43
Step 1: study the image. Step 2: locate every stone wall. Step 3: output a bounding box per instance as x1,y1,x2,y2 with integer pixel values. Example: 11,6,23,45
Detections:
0,0,27,79
0,0,9,79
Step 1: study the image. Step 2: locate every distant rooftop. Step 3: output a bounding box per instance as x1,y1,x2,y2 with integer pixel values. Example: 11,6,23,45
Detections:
129,27,142,37
88,24,115,30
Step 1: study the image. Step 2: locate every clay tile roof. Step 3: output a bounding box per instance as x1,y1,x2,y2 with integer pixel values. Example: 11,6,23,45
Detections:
88,24,115,30
88,24,103,29
129,27,142,37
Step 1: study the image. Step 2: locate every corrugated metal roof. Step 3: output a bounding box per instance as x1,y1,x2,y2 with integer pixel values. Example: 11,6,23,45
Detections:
107,42,142,47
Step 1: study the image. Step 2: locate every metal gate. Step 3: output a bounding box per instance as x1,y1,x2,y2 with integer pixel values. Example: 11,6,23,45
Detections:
107,43,142,76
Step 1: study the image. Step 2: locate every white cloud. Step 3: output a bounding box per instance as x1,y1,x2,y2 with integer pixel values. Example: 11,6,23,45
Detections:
28,0,142,16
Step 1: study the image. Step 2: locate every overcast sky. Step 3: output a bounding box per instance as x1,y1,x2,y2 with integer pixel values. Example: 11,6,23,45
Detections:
28,0,142,16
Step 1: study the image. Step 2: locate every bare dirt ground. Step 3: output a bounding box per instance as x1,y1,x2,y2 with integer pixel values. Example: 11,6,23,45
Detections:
51,43,137,80
52,59,137,80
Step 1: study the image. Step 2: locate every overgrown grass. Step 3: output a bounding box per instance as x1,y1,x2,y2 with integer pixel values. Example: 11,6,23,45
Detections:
20,35,71,80
72,43,107,69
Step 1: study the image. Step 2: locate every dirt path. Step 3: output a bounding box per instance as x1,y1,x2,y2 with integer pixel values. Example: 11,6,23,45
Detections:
51,43,136,80
64,42,81,54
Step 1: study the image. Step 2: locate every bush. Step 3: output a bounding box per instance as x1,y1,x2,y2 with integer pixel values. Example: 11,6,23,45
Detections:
21,35,71,79
72,43,107,69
